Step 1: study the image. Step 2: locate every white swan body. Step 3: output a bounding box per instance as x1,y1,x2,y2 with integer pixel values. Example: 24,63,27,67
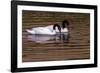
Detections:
27,25,56,35
26,25,68,35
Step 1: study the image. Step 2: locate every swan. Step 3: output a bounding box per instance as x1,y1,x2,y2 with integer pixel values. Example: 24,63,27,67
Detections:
26,20,69,35
26,24,60,35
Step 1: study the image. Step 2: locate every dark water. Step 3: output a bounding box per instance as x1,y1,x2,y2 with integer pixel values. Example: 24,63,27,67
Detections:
22,11,90,62
22,31,90,62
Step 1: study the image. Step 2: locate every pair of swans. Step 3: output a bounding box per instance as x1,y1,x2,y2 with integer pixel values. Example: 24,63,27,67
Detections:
26,20,69,35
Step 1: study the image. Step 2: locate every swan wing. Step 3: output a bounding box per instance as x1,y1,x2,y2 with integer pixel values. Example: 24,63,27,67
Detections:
37,28,55,35
45,25,53,31
27,25,56,35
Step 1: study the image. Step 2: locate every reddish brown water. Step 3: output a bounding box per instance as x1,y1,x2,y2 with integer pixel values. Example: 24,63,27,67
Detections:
22,10,90,62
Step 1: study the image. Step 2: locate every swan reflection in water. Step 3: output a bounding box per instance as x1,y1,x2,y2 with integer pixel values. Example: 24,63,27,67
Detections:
27,33,69,44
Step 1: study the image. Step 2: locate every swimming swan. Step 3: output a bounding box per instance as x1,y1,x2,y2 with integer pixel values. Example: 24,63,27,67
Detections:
26,20,69,35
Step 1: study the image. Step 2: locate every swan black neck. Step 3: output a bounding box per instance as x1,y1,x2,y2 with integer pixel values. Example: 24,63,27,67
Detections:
53,24,61,32
62,20,69,29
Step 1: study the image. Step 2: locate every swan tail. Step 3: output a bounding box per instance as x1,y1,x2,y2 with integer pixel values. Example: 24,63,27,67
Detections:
26,29,35,34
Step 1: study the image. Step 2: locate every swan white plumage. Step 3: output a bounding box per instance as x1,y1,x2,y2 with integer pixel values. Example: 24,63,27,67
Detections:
26,20,69,35
26,25,57,35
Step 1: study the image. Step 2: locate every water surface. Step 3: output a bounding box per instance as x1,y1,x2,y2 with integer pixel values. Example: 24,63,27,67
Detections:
22,10,90,62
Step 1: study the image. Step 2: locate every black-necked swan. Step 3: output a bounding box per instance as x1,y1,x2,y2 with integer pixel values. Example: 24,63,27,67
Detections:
26,20,69,35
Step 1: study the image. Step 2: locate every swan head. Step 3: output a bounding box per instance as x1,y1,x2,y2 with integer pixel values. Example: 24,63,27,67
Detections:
53,24,61,33
62,20,69,29
61,20,69,32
